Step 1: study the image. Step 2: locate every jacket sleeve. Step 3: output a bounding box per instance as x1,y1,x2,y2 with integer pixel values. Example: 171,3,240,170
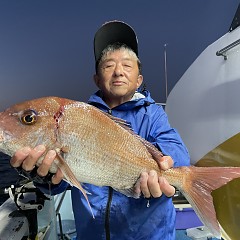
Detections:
147,105,190,167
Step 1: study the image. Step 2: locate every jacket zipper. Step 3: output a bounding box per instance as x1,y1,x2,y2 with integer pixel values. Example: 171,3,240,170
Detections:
105,187,113,240
105,109,113,240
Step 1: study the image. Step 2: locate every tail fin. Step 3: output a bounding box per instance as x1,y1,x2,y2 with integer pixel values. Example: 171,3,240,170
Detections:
176,166,240,238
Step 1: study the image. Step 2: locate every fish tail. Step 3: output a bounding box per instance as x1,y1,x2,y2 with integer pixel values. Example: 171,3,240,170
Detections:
174,166,240,238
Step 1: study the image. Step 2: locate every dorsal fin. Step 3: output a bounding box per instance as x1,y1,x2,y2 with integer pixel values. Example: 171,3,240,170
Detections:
100,110,132,128
104,112,164,168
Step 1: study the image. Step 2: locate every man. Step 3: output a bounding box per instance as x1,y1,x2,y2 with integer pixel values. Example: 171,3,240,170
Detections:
11,21,190,239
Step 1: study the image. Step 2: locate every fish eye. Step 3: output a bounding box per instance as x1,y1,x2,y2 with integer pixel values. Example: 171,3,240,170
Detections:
20,109,38,125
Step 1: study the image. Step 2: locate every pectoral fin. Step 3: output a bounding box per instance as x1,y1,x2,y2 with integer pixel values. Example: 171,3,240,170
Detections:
55,149,94,218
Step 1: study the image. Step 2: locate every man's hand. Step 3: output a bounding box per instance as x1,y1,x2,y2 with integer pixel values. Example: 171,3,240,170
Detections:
135,156,175,198
10,145,63,184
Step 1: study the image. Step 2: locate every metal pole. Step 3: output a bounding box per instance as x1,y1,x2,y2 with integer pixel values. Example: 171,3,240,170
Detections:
164,43,168,101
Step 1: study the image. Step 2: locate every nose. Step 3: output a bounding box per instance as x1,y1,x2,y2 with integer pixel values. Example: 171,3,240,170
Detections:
113,63,123,76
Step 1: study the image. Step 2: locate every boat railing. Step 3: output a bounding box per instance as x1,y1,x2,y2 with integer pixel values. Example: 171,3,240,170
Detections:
216,38,240,60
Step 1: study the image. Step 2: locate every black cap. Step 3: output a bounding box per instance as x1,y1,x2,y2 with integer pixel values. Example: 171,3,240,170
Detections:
94,20,138,63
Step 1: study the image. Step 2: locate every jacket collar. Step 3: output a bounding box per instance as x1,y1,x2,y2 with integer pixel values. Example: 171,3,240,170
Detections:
88,90,155,110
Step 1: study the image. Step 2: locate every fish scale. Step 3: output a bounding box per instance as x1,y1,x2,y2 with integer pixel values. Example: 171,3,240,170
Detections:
58,102,156,187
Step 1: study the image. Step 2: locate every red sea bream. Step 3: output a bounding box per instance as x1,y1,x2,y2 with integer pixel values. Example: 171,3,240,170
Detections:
1,96,240,238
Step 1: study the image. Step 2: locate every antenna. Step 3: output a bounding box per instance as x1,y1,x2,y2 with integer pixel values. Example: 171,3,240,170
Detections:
164,43,168,102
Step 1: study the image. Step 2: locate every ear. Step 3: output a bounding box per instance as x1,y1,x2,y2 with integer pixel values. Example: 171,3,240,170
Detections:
137,75,143,88
93,74,101,88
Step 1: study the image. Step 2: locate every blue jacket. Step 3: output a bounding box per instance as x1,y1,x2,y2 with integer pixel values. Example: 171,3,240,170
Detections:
40,90,190,240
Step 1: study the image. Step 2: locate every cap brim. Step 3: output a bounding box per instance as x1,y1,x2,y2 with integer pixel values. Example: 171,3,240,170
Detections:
94,21,138,62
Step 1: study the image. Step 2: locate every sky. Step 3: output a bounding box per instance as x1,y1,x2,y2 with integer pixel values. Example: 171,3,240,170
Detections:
0,0,239,111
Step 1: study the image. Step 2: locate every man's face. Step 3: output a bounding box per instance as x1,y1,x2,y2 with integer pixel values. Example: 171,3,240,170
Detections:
94,48,143,107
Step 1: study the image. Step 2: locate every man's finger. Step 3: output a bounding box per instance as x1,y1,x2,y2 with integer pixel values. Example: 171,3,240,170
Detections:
21,145,46,171
159,156,174,171
159,177,175,197
37,150,56,177
147,170,162,198
10,147,31,167
52,169,64,185
140,172,151,198
134,178,141,197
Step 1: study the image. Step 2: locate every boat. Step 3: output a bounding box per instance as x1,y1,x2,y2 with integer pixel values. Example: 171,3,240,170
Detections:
0,181,76,240
166,3,240,240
